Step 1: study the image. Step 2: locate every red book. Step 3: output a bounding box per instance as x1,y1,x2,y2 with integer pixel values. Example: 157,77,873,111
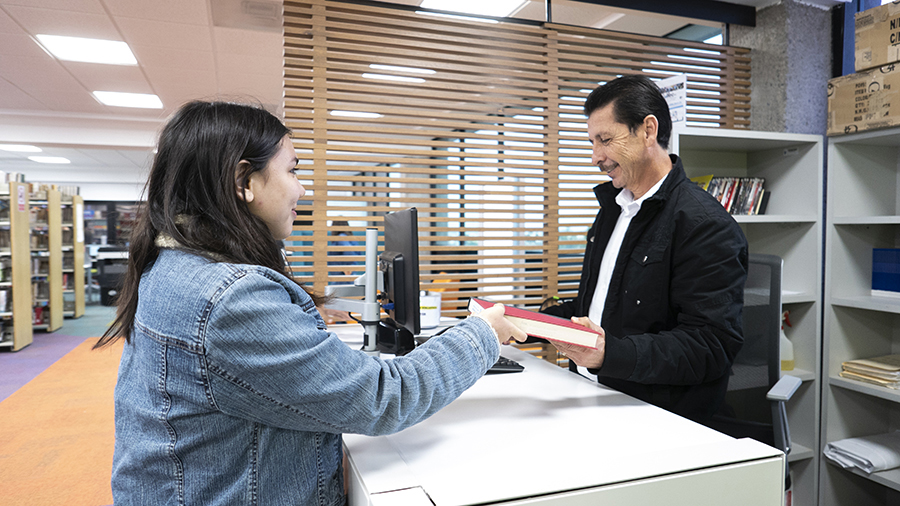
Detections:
468,298,599,349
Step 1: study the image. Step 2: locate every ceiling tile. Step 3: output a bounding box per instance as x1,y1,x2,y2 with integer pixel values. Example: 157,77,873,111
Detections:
35,89,106,113
102,0,209,25
0,54,78,91
1,0,105,14
0,7,20,34
4,5,121,40
114,148,154,167
116,16,213,51
0,32,48,57
134,46,215,72
142,66,217,99
0,78,47,110
213,26,282,56
216,51,282,76
63,61,151,94
78,147,145,167
216,72,283,106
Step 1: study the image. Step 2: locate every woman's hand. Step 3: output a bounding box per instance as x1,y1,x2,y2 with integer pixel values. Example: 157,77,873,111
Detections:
318,307,352,325
473,303,528,345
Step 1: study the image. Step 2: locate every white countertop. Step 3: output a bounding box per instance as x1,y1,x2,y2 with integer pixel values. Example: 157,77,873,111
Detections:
331,323,784,506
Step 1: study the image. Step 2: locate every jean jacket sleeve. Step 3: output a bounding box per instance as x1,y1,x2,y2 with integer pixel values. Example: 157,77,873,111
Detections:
201,270,500,436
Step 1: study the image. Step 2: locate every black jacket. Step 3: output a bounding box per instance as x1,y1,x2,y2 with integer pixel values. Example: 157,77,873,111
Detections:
545,155,748,424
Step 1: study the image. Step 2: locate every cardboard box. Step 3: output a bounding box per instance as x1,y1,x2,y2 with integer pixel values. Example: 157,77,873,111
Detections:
827,64,900,136
856,2,900,72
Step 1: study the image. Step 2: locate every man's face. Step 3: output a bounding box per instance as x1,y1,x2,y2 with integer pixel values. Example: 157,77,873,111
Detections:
586,102,647,191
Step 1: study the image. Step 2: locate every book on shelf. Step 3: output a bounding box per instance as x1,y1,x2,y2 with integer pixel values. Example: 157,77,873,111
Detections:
468,297,599,349
840,354,900,389
702,176,768,215
872,248,900,298
689,174,713,191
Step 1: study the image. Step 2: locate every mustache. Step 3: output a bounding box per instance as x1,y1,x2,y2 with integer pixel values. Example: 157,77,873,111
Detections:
598,162,618,172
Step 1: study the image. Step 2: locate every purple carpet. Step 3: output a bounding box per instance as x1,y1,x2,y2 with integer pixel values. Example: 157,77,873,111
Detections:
0,333,89,402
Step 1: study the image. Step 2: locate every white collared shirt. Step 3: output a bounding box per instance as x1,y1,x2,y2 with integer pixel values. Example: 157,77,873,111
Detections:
588,174,668,325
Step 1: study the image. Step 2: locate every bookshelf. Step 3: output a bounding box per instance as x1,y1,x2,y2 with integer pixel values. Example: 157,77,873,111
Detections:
822,126,900,505
0,183,34,350
29,188,62,332
61,195,85,318
670,127,823,506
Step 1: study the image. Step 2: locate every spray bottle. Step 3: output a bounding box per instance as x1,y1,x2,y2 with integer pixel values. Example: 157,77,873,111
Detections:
780,310,794,371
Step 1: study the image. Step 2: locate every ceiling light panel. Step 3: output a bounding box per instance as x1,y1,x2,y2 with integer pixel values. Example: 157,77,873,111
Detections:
0,144,42,153
28,156,70,164
36,34,137,65
92,91,163,109
420,0,527,18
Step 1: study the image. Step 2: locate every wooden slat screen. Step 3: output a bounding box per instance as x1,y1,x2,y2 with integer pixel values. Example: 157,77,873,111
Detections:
283,0,750,318
547,24,752,304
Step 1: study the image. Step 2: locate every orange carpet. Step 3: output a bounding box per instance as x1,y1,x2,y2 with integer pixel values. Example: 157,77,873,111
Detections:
0,338,122,506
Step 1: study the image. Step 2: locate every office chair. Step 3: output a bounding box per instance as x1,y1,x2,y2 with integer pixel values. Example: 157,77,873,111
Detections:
708,253,800,493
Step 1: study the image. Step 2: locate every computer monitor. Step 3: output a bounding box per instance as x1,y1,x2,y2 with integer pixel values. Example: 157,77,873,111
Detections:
377,207,421,355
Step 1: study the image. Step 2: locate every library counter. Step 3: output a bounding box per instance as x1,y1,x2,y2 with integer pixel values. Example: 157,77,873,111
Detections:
331,327,785,506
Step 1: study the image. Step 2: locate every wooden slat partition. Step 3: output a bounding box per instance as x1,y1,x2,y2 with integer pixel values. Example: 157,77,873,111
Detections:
283,0,750,322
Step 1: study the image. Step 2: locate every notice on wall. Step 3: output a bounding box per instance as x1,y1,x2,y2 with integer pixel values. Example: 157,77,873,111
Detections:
657,74,687,128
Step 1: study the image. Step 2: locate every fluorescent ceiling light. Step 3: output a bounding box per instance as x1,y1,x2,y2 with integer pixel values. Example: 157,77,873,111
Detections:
416,11,499,24
369,64,436,75
93,91,163,109
362,73,426,84
420,0,526,18
592,13,625,30
330,111,383,118
28,156,70,164
36,34,137,65
0,144,42,153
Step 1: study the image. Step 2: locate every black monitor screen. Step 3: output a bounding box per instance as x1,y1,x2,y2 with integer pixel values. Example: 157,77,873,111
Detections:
381,207,420,337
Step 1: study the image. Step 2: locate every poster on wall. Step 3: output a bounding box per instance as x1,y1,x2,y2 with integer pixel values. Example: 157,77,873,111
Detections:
657,74,687,128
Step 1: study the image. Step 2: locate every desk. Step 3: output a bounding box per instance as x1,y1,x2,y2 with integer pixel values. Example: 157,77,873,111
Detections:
333,327,784,506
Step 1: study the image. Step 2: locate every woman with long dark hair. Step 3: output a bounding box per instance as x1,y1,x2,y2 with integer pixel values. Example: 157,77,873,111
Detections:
97,100,525,506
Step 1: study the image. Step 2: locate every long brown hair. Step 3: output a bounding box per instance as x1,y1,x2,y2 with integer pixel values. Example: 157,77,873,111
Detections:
94,101,321,348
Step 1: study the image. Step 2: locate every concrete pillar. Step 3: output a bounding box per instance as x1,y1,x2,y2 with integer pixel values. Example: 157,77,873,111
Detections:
729,0,832,135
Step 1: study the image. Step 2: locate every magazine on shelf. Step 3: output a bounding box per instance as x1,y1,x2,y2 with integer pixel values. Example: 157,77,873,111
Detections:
840,353,900,388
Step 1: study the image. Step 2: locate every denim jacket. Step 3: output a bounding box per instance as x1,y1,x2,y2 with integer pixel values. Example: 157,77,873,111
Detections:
112,248,500,506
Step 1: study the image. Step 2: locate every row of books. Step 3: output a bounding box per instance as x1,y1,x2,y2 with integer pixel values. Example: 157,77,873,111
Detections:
840,353,900,389
691,175,770,216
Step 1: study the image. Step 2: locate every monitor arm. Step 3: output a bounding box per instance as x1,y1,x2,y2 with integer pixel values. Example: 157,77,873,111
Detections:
323,228,383,356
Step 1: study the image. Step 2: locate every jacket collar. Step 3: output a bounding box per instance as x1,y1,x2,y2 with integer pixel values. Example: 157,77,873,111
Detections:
593,154,687,206
155,231,229,263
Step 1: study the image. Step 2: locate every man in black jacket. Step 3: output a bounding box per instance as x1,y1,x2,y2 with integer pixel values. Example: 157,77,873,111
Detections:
544,75,748,426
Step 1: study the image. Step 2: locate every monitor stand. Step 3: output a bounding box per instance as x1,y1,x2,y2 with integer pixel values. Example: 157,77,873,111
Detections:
323,228,384,357
376,319,415,356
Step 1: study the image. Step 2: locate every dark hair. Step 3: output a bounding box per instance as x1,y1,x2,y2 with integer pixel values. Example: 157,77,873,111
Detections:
583,74,672,149
95,100,319,348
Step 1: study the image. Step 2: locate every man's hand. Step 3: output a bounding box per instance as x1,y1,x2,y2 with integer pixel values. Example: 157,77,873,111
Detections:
553,316,606,369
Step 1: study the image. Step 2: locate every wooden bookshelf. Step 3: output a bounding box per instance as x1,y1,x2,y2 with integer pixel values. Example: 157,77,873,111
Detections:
0,182,34,350
62,194,85,318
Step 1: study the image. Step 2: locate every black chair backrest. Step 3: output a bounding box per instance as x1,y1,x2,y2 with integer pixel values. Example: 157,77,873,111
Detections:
709,253,783,446
732,253,783,391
